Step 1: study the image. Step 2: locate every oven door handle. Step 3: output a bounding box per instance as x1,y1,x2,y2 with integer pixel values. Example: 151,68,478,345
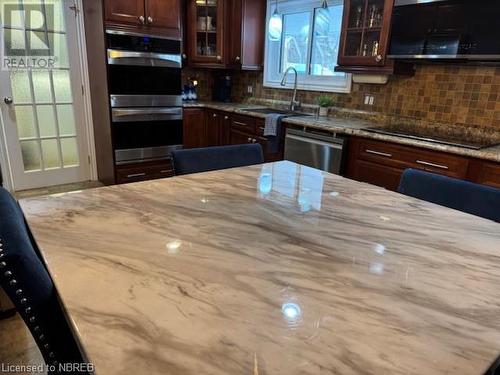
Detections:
107,49,182,68
112,108,183,122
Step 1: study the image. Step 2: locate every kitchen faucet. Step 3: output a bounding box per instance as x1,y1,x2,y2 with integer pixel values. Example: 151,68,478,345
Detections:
280,67,300,112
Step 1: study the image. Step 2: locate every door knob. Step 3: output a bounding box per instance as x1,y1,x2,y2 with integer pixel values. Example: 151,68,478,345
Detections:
4,97,13,105
147,16,153,24
139,15,145,24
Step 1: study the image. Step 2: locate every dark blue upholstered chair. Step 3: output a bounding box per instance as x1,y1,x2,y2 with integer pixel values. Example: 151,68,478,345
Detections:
398,169,500,222
0,187,86,373
172,144,264,176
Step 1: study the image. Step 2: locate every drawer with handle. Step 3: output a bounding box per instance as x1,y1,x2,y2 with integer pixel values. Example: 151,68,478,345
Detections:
230,114,256,134
357,137,469,178
116,160,174,184
407,149,469,178
358,139,407,169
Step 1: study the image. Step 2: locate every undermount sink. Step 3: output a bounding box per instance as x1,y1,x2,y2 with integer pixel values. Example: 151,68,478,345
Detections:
242,107,311,117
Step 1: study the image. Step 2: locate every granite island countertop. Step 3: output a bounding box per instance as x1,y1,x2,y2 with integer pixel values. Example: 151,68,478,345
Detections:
21,161,500,375
183,101,500,163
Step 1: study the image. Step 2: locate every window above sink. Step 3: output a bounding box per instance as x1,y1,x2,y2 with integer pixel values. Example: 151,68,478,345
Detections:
264,0,352,93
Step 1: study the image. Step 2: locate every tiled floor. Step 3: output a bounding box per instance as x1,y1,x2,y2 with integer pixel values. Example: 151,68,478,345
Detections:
0,314,46,375
1,180,104,374
15,181,104,199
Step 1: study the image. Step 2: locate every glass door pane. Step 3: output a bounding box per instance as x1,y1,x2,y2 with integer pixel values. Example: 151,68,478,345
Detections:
3,0,80,173
345,0,384,57
195,0,219,58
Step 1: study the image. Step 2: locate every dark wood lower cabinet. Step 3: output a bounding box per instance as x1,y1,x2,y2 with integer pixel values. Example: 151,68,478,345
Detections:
183,109,283,163
206,110,221,147
347,136,500,190
467,159,500,188
183,108,207,149
116,160,174,184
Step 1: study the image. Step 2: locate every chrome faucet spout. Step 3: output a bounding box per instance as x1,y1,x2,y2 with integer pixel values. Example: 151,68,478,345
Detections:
280,67,300,112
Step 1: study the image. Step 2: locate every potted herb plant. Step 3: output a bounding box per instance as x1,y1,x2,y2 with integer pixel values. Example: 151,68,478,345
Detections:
317,95,334,117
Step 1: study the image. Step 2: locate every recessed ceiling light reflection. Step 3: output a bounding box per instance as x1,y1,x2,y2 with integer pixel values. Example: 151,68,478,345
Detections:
201,198,209,204
329,192,340,197
281,302,302,322
373,243,385,255
369,262,384,275
166,240,183,254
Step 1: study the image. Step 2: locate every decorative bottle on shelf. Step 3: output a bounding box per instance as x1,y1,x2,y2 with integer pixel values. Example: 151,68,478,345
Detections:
362,43,369,57
354,5,363,28
192,85,198,101
187,85,195,101
368,5,378,27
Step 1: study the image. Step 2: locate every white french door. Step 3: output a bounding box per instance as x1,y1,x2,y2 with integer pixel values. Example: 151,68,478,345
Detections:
0,0,91,191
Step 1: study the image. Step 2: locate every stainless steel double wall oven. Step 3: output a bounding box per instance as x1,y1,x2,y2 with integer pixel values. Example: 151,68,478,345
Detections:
106,31,183,165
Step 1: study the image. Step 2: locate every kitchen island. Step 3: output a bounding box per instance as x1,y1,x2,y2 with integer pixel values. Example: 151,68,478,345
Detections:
21,161,500,375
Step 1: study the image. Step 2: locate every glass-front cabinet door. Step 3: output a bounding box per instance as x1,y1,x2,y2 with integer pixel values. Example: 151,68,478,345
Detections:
338,0,393,67
188,0,224,66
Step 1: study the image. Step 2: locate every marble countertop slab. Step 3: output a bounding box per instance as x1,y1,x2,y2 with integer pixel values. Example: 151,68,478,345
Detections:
183,101,500,163
21,161,500,375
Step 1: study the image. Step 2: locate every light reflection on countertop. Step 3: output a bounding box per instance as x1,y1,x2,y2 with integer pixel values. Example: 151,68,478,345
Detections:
257,162,325,213
19,160,500,375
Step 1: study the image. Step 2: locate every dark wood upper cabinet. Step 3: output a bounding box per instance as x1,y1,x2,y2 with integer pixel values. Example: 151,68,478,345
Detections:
186,0,265,69
105,0,145,26
336,0,412,75
187,0,225,67
145,0,182,35
105,0,182,39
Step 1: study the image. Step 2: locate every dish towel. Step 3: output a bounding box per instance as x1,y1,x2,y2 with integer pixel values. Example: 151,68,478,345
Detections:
264,113,287,153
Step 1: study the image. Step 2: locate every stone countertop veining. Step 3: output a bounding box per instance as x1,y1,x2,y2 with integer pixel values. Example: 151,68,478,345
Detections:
183,101,500,163
20,161,500,375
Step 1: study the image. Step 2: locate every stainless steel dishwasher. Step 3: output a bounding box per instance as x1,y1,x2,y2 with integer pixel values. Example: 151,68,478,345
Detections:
284,126,348,175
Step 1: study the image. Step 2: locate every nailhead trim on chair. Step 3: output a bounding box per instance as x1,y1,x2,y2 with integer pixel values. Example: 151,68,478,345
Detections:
0,238,58,364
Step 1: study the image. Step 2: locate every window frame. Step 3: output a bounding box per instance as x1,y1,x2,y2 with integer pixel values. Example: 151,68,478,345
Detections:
264,0,351,93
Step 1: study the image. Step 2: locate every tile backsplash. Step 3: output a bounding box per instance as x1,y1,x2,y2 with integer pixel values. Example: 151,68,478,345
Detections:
185,65,500,130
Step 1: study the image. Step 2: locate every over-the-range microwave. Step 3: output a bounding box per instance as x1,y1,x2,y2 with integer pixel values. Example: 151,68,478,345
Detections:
388,0,500,61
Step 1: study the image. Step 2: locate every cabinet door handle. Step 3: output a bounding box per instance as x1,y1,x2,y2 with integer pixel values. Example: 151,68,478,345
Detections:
213,113,217,118
216,55,222,61
233,121,248,127
252,138,257,143
375,54,382,62
138,16,145,24
147,16,153,24
235,56,241,62
247,137,252,142
416,160,449,170
224,116,229,120
127,172,146,178
365,149,392,158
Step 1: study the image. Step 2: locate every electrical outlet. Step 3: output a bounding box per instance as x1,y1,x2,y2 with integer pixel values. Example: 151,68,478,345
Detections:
364,94,375,106
247,85,253,94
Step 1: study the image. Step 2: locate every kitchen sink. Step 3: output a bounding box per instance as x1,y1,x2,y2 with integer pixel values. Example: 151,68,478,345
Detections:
241,107,312,116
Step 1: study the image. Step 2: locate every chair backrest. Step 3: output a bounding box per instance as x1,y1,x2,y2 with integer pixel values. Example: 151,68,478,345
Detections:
398,168,500,222
0,187,85,369
172,144,264,176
